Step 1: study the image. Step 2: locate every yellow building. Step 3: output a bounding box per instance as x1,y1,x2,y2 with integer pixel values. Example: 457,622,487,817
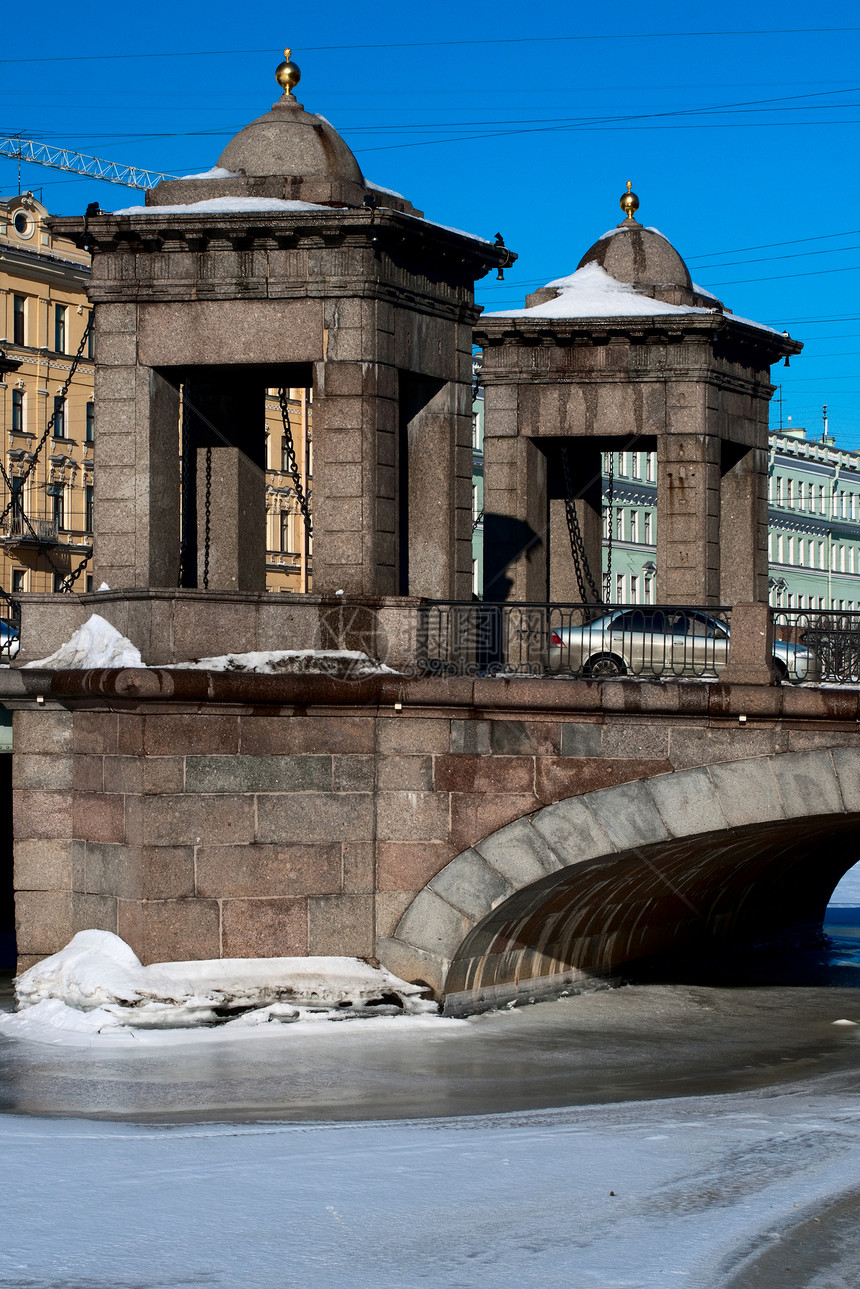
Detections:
264,386,313,593
0,193,94,594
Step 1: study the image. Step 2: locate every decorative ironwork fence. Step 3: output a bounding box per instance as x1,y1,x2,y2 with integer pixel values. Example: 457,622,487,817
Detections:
0,587,20,663
416,603,733,679
772,610,860,683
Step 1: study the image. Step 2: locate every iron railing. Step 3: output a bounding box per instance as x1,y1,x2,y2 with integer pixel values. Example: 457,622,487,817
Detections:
2,511,60,544
772,609,860,683
0,588,20,664
416,603,732,679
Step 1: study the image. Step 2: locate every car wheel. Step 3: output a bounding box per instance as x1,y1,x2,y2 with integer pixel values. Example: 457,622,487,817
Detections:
585,653,627,679
772,658,789,683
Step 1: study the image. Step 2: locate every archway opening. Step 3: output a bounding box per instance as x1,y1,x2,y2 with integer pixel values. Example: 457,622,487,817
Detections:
444,814,860,1013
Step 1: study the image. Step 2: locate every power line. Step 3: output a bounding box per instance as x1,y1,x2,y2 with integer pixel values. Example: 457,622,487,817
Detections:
3,28,860,65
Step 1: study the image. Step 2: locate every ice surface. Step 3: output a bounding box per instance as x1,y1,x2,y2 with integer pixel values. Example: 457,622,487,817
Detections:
829,862,860,906
3,930,437,1043
4,1086,860,1288
112,196,340,215
23,613,142,669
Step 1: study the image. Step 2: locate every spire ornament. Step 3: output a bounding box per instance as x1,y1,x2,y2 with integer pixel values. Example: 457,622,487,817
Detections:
275,47,302,98
619,180,640,222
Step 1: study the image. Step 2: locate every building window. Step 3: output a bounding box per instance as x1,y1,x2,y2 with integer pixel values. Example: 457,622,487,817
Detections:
51,489,65,531
13,295,25,346
644,573,655,604
819,541,826,570
85,402,94,442
644,512,653,544
52,571,65,592
11,389,24,433
786,478,794,507
11,569,25,593
84,485,94,534
630,574,639,603
775,476,783,505
798,481,805,510
820,485,826,514
645,453,655,482
54,304,66,354
629,510,639,544
615,573,625,603
615,507,625,541
53,396,65,438
280,509,299,555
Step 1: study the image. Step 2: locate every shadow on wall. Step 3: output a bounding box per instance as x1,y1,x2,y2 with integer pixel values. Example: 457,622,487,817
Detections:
482,515,542,602
443,814,860,1013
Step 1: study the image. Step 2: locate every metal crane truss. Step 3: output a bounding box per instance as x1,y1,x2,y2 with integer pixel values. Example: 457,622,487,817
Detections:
0,137,177,190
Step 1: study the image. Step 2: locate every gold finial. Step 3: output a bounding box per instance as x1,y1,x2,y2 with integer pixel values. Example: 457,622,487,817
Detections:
620,180,640,221
275,47,302,97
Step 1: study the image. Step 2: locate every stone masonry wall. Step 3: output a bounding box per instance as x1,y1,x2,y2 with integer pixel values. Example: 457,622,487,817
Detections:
12,676,860,973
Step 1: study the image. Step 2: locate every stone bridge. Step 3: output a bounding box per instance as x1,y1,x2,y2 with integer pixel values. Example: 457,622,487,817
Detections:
7,650,860,1011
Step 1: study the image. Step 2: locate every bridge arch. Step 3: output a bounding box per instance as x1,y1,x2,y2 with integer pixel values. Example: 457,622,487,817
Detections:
377,749,860,1012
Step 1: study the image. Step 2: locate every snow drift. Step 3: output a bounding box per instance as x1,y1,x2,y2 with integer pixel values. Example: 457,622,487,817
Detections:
6,930,435,1038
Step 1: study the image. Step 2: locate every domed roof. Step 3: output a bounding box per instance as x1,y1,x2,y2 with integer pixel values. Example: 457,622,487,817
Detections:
578,222,692,295
574,184,718,307
216,100,365,186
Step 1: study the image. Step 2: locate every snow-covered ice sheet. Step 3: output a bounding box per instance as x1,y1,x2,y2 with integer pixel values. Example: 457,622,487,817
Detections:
1,930,439,1045
23,613,142,669
3,1086,860,1288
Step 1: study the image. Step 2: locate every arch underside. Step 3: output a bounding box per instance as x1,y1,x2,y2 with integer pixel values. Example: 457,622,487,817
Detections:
443,814,860,1013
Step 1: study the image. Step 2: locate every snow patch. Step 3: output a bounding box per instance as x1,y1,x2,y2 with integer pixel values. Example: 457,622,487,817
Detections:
178,166,242,179
366,179,407,200
24,613,142,669
484,261,785,336
3,930,438,1043
170,649,398,677
112,197,341,215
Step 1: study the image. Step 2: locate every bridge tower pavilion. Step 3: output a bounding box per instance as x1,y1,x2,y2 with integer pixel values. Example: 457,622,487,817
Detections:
474,185,801,607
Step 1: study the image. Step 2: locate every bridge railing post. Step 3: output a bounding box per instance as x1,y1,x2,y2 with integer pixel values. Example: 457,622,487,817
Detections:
722,601,777,685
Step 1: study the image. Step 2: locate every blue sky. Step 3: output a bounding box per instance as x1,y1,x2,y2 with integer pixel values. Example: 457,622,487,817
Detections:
3,1,859,445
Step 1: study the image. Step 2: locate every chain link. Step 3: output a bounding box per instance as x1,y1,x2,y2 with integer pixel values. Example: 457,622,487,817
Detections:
202,446,212,590
277,388,312,537
561,444,602,604
604,449,614,603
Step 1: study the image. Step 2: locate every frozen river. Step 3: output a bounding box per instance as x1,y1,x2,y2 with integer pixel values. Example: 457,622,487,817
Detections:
1,922,860,1285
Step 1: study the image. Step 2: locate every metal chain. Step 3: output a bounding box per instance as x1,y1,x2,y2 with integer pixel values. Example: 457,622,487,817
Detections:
604,449,614,603
57,547,92,593
561,444,602,604
277,388,312,537
202,446,212,590
0,315,92,529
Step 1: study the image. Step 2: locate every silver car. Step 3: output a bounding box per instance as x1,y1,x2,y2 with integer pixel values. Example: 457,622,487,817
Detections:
548,608,821,682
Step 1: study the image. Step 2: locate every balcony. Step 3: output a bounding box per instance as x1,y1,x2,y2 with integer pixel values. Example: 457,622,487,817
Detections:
0,510,59,549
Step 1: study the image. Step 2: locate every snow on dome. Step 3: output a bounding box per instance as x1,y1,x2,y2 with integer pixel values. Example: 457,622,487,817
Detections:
484,262,716,320
178,166,242,180
24,614,142,670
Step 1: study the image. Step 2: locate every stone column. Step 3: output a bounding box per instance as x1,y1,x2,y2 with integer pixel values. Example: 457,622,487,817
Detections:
196,447,266,592
312,356,399,598
93,325,181,590
483,434,547,601
719,445,770,605
403,378,473,600
657,432,721,605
